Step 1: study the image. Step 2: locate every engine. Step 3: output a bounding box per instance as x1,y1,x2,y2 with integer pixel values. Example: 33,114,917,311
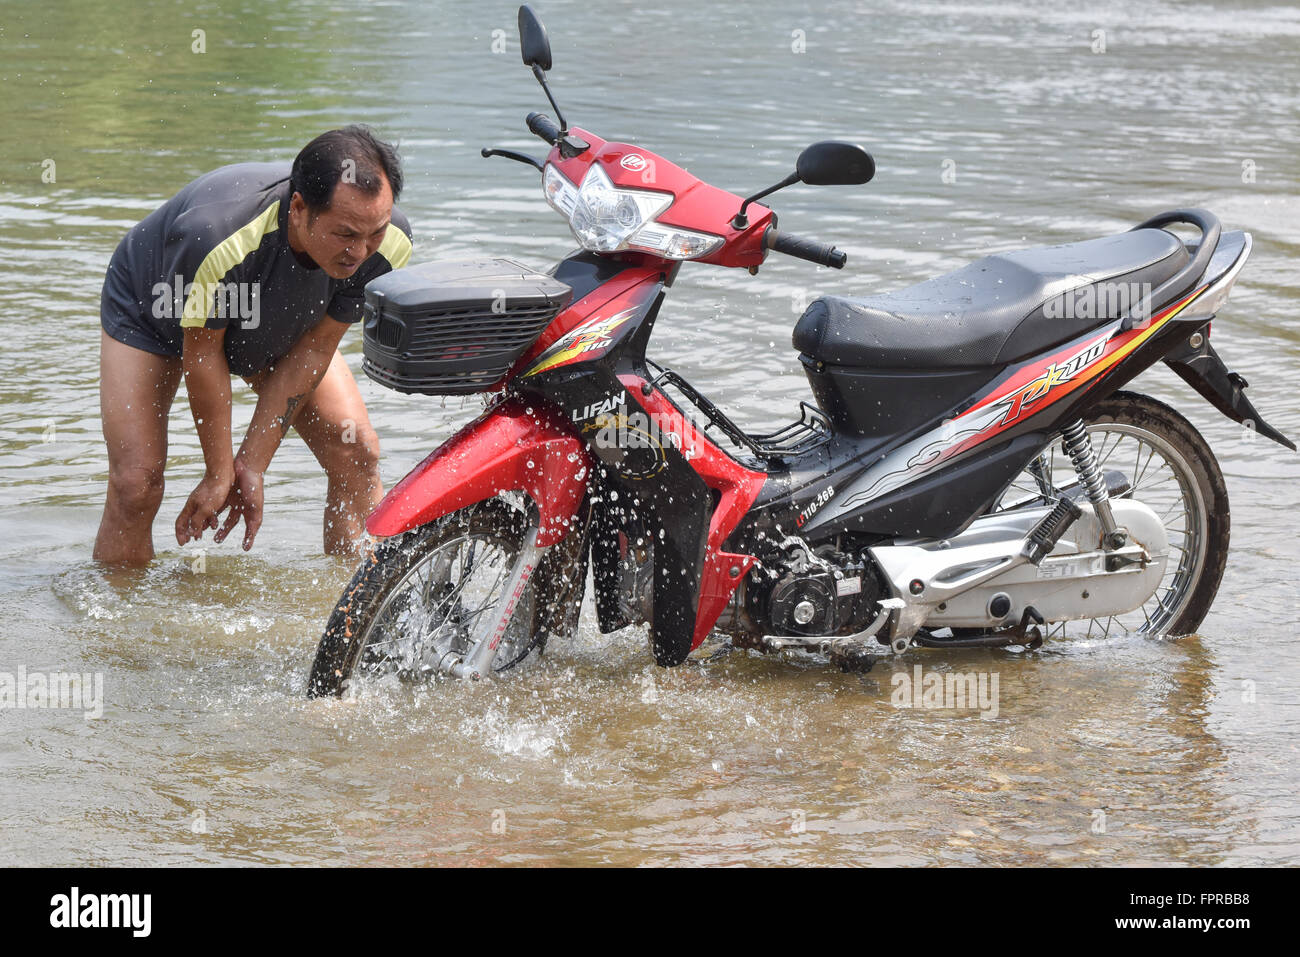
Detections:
757,543,885,639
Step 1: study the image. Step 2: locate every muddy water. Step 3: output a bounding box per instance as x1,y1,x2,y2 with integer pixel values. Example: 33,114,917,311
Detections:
1,0,1298,865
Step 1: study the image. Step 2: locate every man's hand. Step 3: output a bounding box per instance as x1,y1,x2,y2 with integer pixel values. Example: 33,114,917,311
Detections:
214,458,264,551
176,467,234,545
178,326,236,547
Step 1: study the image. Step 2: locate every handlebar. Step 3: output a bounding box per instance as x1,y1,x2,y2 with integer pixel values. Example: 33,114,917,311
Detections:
766,228,847,269
526,111,562,146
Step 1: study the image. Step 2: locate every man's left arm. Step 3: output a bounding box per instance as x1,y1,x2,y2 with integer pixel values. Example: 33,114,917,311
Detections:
239,314,347,472
213,314,348,548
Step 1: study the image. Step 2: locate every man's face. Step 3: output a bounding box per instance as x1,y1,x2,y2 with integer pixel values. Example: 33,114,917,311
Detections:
289,178,394,280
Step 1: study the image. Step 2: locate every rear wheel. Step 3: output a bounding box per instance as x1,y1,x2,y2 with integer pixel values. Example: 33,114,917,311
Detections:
992,391,1230,638
308,499,545,697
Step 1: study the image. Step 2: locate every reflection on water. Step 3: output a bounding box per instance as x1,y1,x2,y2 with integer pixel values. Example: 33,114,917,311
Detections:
1,0,1298,865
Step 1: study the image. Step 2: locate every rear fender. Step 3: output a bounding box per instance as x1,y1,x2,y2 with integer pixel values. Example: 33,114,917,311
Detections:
366,398,592,545
1165,335,1296,451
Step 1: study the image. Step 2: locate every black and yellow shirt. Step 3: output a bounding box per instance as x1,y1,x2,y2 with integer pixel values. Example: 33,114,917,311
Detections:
101,161,413,375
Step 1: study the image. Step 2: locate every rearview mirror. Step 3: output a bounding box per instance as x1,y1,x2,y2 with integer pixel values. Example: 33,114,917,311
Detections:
518,5,553,71
796,141,875,186
731,140,875,228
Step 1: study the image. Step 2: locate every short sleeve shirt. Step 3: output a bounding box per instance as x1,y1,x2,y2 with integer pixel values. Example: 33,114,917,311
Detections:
101,161,413,376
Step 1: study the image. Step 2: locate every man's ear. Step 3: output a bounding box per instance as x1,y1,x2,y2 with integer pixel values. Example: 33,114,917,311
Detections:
289,191,318,226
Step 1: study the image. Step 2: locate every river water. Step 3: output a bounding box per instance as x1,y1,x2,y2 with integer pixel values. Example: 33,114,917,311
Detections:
1,0,1298,865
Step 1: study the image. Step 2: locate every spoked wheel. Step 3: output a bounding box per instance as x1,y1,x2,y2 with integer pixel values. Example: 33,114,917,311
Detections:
308,500,545,697
992,391,1230,639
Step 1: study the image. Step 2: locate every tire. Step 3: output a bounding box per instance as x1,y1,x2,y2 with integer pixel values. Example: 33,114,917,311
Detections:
307,499,546,697
993,390,1230,638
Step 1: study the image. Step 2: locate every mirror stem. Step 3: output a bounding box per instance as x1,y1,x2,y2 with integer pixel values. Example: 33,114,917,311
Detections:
533,64,568,133
731,172,799,229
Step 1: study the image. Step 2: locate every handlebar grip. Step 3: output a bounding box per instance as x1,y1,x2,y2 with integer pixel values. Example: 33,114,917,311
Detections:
769,230,847,269
526,112,562,146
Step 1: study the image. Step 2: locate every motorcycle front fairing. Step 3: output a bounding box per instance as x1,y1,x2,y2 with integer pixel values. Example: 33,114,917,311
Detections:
365,123,785,666
514,259,768,665
362,258,668,546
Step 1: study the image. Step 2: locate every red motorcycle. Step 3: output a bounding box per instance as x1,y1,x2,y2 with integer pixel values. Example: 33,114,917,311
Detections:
307,5,1292,695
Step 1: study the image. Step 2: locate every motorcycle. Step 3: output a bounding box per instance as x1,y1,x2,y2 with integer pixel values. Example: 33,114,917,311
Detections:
307,5,1294,696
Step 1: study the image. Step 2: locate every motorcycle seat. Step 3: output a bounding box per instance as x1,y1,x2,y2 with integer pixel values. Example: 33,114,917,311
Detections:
793,228,1189,369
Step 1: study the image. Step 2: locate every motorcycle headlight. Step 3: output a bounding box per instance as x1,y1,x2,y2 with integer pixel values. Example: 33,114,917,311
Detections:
568,164,669,252
543,163,724,260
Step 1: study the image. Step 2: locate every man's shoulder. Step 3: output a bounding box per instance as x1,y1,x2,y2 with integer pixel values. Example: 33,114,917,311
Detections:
185,160,292,195
390,204,413,238
378,205,414,269
168,162,289,236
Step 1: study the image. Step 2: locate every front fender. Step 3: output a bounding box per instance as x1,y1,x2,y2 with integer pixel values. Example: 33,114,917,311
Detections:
366,397,591,546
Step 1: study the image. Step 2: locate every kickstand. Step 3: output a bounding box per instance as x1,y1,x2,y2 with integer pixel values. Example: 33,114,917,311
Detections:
1011,605,1046,650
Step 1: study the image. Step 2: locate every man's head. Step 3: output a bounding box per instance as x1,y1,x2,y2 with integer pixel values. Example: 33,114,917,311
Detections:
288,125,404,279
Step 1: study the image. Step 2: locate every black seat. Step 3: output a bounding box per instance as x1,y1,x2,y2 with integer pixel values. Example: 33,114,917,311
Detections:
793,228,1189,369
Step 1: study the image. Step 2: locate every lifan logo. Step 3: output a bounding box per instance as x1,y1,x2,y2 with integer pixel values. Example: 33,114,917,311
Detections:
620,153,648,171
573,394,623,423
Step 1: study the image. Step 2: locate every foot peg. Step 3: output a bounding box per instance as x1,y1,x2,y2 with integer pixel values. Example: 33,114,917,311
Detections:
827,638,877,672
1022,497,1082,565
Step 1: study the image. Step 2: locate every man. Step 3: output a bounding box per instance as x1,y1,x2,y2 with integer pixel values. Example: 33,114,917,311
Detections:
94,125,413,565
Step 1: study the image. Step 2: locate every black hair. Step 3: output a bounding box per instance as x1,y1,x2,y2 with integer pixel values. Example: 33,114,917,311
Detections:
290,125,403,215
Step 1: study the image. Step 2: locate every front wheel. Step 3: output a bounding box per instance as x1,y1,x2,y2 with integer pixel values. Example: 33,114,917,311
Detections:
307,499,546,697
993,390,1230,638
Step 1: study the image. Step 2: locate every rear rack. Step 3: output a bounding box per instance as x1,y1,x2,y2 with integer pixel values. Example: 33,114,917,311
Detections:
643,359,831,464
1125,208,1221,330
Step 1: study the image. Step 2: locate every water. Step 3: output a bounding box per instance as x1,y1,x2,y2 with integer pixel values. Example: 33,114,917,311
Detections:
1,0,1298,865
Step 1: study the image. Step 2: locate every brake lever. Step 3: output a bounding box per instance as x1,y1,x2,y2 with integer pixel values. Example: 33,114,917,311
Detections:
480,148,545,172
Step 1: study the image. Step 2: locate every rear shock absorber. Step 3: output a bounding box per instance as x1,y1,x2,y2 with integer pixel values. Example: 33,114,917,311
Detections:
1060,420,1127,549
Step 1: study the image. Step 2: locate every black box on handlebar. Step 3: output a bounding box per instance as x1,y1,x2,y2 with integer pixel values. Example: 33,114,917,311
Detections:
361,259,573,395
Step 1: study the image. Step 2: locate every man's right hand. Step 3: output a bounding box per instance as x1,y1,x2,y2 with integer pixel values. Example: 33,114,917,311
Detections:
214,458,264,551
176,468,234,545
